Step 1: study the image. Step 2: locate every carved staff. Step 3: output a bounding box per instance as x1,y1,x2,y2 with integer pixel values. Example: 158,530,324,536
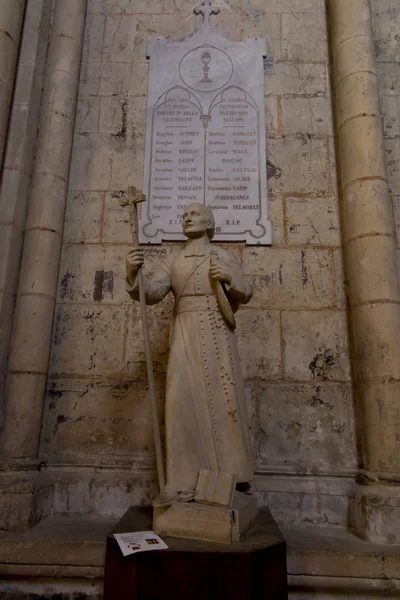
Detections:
120,186,166,490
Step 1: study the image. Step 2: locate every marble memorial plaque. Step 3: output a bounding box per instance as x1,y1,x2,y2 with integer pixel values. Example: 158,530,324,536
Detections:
139,0,271,245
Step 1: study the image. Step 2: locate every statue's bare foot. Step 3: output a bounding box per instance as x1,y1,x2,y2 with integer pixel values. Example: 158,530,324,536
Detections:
178,489,195,502
152,489,179,508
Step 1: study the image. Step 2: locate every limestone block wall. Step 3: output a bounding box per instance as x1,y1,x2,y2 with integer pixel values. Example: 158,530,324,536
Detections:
39,0,358,524
371,0,400,281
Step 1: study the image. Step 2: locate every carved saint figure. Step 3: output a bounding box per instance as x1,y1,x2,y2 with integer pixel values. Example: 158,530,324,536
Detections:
126,204,254,507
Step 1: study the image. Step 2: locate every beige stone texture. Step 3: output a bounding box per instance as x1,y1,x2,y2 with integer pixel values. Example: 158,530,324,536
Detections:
3,105,35,173
40,379,157,459
283,310,351,382
281,97,334,137
40,71,79,121
103,14,196,63
332,248,348,310
195,12,281,59
340,116,387,186
397,249,400,279
333,35,376,86
63,192,103,244
164,0,325,12
351,302,400,384
2,374,47,457
267,194,284,246
381,96,400,139
330,0,372,49
265,63,328,98
0,0,26,167
235,309,281,380
285,197,341,247
0,169,30,228
266,136,331,196
242,248,335,310
256,473,354,527
372,0,400,63
265,96,280,139
281,11,328,63
0,474,53,531
101,0,163,14
258,382,357,473
8,295,55,373
346,236,399,305
74,97,100,135
349,483,400,545
79,61,149,98
355,382,400,474
25,174,68,234
336,72,380,131
18,230,62,299
385,138,400,197
342,179,394,242
395,197,400,246
69,133,144,192
0,224,22,293
49,305,128,377
99,95,146,138
52,472,157,516
83,14,106,62
33,112,75,181
376,61,400,97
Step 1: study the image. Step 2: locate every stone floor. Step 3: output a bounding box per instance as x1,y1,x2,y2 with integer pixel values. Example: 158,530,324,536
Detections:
0,514,399,598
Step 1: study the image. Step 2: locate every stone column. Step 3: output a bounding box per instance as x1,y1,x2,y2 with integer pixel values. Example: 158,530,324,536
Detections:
0,0,26,169
1,0,87,459
328,0,400,543
0,0,53,425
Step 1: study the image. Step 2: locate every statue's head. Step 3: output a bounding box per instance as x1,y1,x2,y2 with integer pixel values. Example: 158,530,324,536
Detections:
182,203,215,240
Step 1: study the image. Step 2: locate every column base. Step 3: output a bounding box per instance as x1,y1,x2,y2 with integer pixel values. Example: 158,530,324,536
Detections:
349,483,400,545
0,472,53,531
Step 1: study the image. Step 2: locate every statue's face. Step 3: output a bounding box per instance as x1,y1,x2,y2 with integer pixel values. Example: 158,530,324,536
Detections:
182,203,209,238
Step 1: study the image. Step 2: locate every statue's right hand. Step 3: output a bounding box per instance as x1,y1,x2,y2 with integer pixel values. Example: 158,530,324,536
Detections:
126,248,144,285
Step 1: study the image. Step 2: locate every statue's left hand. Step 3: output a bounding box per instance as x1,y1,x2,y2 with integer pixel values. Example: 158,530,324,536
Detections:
209,262,232,285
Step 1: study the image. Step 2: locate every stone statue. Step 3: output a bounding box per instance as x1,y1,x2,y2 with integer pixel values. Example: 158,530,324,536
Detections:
126,204,254,508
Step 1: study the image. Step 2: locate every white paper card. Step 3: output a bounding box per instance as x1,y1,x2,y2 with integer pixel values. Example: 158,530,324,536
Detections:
114,531,168,556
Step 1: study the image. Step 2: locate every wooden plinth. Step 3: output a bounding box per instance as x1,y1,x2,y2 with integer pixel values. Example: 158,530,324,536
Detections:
104,506,287,600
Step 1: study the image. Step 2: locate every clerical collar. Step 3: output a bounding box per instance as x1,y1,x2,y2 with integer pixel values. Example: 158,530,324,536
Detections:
185,236,210,257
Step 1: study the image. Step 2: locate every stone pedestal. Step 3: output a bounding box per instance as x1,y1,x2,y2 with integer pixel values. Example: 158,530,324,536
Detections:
104,506,287,600
349,484,400,545
153,493,258,544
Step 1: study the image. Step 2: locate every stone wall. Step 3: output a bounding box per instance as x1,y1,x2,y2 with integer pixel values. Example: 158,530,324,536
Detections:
36,0,358,525
371,0,400,281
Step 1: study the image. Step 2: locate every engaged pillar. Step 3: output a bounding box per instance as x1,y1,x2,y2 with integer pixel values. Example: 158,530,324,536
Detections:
0,0,26,168
328,0,400,543
1,0,87,460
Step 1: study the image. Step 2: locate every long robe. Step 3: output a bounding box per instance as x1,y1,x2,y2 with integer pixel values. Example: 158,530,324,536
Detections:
127,237,254,493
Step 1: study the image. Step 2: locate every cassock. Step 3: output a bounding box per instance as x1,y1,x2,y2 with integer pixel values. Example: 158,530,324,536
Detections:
127,236,254,494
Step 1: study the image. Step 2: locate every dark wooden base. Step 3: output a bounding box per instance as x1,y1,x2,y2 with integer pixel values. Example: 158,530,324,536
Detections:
104,506,288,600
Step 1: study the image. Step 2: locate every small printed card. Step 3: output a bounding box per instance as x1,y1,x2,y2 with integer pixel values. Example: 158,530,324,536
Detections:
114,531,168,557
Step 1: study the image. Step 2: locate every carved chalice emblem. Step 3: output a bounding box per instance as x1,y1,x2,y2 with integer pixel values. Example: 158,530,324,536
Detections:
200,51,212,83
